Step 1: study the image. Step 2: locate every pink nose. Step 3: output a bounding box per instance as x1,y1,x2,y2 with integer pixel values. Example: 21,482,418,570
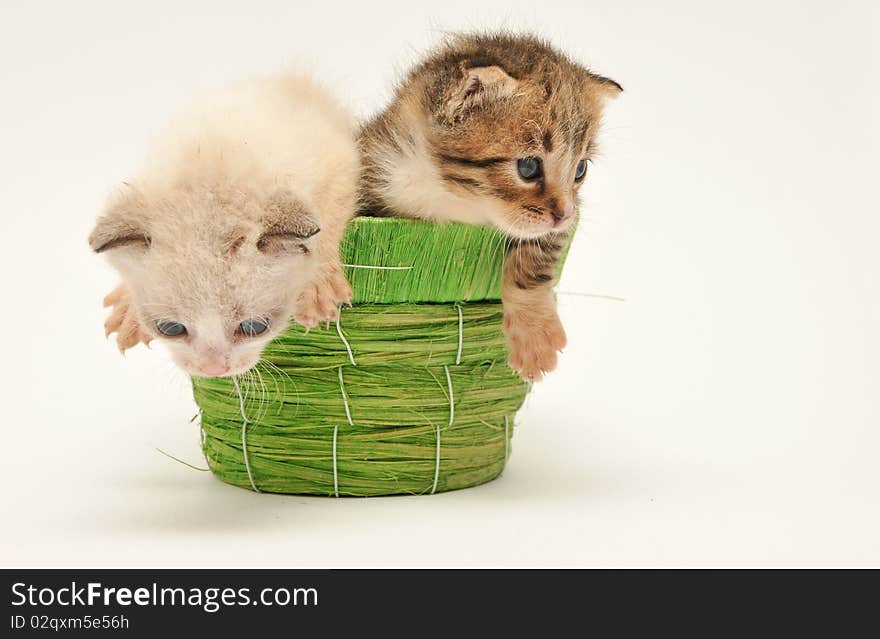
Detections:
551,206,574,224
198,363,230,377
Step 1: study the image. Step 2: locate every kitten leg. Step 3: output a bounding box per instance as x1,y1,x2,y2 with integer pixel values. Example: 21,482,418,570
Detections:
103,284,152,352
295,260,351,328
294,181,356,329
502,234,568,382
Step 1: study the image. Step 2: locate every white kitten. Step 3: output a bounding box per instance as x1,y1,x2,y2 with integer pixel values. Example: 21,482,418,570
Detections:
90,74,359,377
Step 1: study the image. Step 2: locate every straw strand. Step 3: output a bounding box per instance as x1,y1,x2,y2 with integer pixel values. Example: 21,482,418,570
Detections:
332,424,339,498
336,307,357,366
455,304,463,365
232,375,260,493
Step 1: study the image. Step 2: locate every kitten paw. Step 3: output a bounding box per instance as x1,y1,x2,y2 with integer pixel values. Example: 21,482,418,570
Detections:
503,309,567,382
295,266,353,329
103,286,152,352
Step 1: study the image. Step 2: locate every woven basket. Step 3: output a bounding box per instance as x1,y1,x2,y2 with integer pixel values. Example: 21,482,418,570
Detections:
193,217,535,496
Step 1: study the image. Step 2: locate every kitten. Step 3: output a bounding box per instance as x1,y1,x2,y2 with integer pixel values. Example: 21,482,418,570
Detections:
90,74,360,377
359,33,621,381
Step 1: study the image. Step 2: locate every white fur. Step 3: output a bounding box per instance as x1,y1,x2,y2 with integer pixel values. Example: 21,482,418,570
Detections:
373,127,505,227
142,74,357,203
93,74,360,377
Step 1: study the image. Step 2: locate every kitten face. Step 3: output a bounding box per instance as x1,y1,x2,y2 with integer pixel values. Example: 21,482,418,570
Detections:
363,34,622,239
130,247,312,378
431,63,619,240
90,187,319,377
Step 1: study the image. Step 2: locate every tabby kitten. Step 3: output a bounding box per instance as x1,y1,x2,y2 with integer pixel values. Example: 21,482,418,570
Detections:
359,33,621,381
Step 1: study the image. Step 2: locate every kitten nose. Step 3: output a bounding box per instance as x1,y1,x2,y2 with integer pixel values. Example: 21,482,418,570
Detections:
199,362,230,377
551,206,574,223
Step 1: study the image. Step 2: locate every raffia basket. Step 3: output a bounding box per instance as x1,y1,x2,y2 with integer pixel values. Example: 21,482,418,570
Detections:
193,217,536,496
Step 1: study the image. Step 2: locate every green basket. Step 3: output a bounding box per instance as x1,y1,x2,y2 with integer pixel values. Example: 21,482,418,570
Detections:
193,217,531,496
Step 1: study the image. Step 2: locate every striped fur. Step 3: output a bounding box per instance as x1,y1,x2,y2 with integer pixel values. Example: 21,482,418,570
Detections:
359,33,620,380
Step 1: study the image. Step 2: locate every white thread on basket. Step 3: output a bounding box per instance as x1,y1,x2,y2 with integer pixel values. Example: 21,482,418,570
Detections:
444,365,455,428
342,263,413,270
338,366,354,427
431,420,441,495
336,307,357,366
455,304,463,365
504,416,510,466
193,410,210,470
232,376,260,493
432,365,456,495
556,290,626,302
335,366,356,499
155,448,209,472
332,424,339,498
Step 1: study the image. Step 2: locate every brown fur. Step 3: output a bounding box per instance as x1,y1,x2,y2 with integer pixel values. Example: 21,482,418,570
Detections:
359,33,621,380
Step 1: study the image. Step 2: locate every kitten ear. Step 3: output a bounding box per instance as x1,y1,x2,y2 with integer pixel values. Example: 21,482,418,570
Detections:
587,72,623,100
257,190,320,255
89,191,150,253
445,63,519,120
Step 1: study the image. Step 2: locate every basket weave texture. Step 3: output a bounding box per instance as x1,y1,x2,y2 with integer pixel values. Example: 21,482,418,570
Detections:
193,217,530,496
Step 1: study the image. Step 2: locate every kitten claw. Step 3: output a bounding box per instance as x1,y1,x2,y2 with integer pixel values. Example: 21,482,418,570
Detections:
103,285,128,308
294,263,352,329
503,308,566,382
102,284,152,353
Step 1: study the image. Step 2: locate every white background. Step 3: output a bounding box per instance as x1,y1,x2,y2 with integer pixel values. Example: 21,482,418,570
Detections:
1,0,878,566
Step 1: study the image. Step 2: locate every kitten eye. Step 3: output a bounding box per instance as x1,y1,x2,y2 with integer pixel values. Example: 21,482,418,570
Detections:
517,157,542,180
156,320,187,337
574,159,588,181
238,318,269,336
